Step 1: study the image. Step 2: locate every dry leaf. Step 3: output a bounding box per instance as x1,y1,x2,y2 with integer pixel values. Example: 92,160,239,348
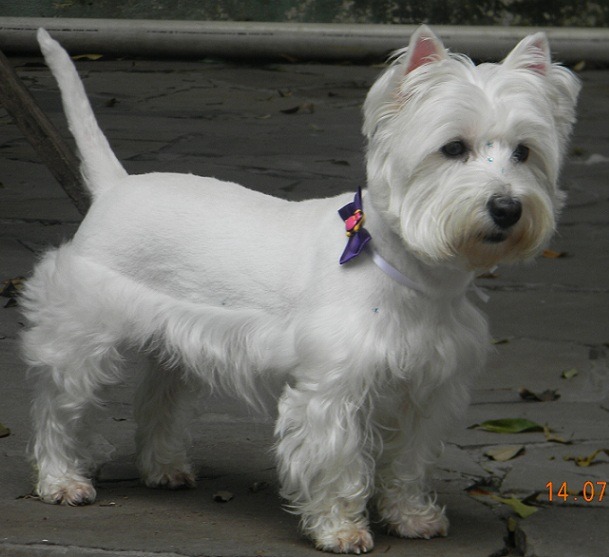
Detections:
519,388,560,402
573,60,586,72
0,423,10,438
249,481,270,493
213,490,234,502
542,249,568,259
543,424,572,444
1,277,24,308
491,338,510,345
485,445,525,462
490,495,539,518
477,271,499,279
280,102,315,115
564,448,609,467
561,368,579,380
71,53,103,61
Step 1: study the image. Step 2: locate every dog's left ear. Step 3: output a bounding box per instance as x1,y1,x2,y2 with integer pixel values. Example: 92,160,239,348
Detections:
402,25,449,74
502,32,551,75
503,31,581,154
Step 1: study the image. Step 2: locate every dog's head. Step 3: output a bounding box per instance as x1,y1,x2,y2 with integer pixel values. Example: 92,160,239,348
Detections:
363,26,580,270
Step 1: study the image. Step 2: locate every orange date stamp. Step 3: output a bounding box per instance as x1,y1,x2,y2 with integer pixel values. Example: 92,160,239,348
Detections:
546,481,607,503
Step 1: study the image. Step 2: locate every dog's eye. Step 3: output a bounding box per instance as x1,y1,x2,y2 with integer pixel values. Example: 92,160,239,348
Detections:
441,140,467,158
512,144,530,163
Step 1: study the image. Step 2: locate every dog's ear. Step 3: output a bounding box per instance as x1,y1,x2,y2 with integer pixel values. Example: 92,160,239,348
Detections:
502,32,551,75
402,25,448,74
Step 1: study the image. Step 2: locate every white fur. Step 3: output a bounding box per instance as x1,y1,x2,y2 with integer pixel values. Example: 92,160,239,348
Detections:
22,27,579,553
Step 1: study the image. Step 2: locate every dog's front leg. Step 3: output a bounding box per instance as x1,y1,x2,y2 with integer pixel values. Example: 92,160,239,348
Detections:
275,380,375,554
374,380,468,540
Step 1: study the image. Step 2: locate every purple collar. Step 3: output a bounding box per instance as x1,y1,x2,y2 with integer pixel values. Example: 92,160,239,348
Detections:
338,188,425,293
338,187,371,264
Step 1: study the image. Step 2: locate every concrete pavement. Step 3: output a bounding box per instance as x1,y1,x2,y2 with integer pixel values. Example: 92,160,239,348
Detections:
0,48,608,557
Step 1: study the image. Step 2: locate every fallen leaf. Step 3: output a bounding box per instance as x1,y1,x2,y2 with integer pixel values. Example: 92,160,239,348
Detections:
485,445,525,462
491,338,510,345
213,490,234,503
249,481,270,493
471,418,544,434
1,277,24,307
477,271,499,279
542,249,568,259
564,448,609,467
465,477,502,498
0,423,10,438
519,388,560,402
543,425,572,444
315,158,350,166
490,495,539,518
1,277,24,297
573,60,586,72
71,53,103,61
561,368,579,380
18,493,38,500
280,102,314,115
279,53,299,63
465,481,494,497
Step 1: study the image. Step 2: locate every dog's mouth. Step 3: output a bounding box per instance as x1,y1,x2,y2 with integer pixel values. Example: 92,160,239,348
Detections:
483,231,508,244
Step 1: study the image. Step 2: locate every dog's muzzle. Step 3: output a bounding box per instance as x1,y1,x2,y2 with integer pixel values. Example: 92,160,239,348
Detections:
485,195,522,243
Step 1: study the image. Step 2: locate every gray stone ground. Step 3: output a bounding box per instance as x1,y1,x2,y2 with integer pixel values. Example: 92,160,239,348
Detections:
0,51,608,557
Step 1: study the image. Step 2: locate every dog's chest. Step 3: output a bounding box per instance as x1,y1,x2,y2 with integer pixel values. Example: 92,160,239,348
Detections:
364,291,489,387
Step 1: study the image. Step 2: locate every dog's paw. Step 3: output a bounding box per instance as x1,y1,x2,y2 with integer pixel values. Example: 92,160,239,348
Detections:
386,505,449,539
314,525,374,554
142,466,196,490
37,478,96,506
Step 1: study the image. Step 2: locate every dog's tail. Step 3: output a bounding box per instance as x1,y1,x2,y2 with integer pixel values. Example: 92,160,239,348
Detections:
37,28,127,198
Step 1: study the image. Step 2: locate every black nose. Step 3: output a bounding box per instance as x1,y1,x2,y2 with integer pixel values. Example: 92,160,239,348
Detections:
487,195,522,229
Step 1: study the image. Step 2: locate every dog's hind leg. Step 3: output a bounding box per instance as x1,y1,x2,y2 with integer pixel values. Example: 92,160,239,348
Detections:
22,249,127,505
134,358,196,489
25,331,123,506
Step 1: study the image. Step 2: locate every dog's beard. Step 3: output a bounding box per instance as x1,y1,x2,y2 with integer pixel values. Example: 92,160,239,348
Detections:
371,155,562,271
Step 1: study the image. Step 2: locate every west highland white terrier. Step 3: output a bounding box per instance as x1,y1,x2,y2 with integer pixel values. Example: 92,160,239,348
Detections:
22,26,579,553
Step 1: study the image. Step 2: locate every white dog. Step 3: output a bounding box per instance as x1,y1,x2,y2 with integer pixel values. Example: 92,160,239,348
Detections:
22,26,579,553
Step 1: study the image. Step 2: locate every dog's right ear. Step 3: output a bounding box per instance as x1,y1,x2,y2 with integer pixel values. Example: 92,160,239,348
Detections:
362,26,448,140
402,25,448,74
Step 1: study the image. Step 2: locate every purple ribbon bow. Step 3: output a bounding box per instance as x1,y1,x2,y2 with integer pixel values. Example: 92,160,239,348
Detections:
338,187,371,264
